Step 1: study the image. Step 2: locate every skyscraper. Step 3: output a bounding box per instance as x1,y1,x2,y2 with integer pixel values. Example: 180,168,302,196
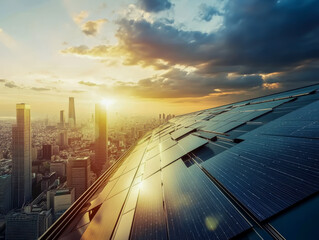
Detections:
12,103,32,209
42,144,52,160
59,110,65,128
68,97,76,128
67,157,90,199
94,103,108,176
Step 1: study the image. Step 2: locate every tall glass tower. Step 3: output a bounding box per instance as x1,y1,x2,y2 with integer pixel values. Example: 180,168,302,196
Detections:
12,103,32,208
68,97,76,128
94,103,108,176
59,110,65,128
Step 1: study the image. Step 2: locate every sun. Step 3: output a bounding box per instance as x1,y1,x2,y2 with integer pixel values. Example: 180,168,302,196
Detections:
101,98,115,108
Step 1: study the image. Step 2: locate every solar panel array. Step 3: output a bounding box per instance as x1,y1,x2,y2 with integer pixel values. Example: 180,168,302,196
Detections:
49,84,319,240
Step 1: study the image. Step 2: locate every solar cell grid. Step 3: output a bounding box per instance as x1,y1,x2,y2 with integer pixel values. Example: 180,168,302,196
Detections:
202,135,319,221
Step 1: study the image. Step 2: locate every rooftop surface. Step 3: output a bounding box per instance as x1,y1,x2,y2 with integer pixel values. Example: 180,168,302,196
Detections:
41,84,319,240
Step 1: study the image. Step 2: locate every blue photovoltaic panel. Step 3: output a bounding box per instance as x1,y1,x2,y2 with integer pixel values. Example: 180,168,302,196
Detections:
162,160,251,239
202,135,319,221
177,134,208,153
170,127,195,140
192,131,217,140
241,100,319,140
130,172,167,240
249,85,317,103
160,144,185,168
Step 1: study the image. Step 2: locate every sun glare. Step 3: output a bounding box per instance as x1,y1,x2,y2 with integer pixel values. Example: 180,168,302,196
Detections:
101,98,115,108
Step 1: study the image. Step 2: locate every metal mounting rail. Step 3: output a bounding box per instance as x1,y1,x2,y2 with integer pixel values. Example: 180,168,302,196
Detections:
39,145,135,240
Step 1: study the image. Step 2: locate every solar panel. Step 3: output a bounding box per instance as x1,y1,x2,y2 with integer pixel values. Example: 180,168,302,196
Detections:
113,210,135,240
241,100,319,139
159,137,177,152
130,172,167,240
87,179,118,211
144,155,161,179
123,184,140,213
177,134,208,152
192,131,217,140
108,168,136,199
145,145,160,160
160,144,185,168
162,160,251,239
160,135,208,168
170,127,195,140
202,135,319,221
81,189,128,240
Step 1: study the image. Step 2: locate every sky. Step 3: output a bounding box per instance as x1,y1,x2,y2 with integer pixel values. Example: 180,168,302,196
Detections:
0,0,318,119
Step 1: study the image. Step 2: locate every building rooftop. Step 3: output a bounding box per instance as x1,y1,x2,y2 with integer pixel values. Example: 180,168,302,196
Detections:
41,84,319,240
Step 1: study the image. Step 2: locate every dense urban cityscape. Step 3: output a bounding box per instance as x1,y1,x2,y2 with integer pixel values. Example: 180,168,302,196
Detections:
0,97,174,239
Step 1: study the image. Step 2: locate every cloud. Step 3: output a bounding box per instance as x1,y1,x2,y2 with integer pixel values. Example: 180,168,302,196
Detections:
61,45,111,57
81,19,107,36
72,90,86,94
137,0,172,13
110,68,263,98
31,87,50,91
73,11,89,24
198,4,221,22
0,79,5,83
63,0,319,98
4,81,19,88
78,81,99,86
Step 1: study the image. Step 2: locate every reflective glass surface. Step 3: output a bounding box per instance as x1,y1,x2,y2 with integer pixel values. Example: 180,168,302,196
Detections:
130,172,167,240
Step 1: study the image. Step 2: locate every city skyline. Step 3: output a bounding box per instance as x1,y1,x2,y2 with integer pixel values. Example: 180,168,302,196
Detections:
1,0,319,118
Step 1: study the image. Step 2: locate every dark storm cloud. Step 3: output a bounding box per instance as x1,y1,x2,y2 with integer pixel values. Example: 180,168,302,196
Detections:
264,62,319,89
198,4,221,22
115,18,212,67
137,0,172,13
112,69,263,98
117,0,319,75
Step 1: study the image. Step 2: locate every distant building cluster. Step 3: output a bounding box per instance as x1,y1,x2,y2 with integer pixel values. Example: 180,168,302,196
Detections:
0,97,164,239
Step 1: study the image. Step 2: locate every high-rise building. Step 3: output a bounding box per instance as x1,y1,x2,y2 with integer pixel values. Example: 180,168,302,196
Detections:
68,97,76,128
50,161,66,177
67,157,90,199
6,209,52,240
47,188,75,216
94,103,108,176
57,130,68,147
42,144,52,160
59,110,65,128
0,175,11,213
12,103,32,209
